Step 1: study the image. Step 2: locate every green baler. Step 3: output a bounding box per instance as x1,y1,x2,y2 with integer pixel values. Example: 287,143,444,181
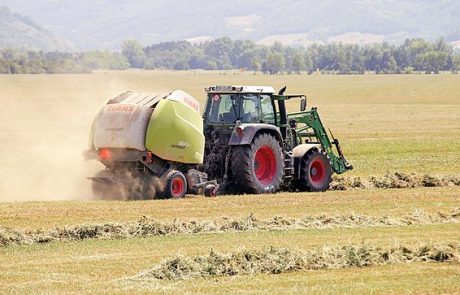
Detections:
87,90,217,200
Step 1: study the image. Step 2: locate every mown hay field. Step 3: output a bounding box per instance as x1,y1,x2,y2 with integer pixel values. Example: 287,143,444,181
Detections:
0,71,459,294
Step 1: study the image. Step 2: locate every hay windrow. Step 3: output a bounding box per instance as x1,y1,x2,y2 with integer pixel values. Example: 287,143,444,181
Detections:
330,172,460,190
1,208,459,247
137,243,460,280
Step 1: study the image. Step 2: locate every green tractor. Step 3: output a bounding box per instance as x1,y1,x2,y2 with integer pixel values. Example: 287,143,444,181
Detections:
202,85,353,194
86,86,352,200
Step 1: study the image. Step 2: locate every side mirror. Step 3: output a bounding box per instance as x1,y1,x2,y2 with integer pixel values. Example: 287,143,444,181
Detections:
300,97,307,111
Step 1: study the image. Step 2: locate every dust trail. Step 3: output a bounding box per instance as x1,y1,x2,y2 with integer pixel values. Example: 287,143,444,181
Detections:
1,207,459,247
136,242,460,280
0,73,167,202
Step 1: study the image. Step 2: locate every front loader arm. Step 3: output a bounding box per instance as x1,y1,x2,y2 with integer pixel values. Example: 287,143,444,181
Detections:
288,108,353,174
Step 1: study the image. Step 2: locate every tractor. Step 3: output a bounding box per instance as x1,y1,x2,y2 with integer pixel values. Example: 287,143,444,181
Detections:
201,85,353,194
86,86,352,200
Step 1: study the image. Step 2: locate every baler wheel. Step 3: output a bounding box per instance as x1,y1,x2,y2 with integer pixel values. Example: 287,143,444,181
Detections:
296,149,332,192
204,184,217,197
164,170,187,199
230,133,283,194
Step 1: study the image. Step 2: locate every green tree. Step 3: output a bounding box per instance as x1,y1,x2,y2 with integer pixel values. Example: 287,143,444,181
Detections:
121,40,145,68
452,55,460,72
304,52,313,73
292,52,304,74
385,56,398,73
422,51,449,73
251,57,261,73
266,52,285,74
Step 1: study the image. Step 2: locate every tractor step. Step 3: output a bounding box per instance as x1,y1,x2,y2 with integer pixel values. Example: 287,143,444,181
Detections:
284,152,294,177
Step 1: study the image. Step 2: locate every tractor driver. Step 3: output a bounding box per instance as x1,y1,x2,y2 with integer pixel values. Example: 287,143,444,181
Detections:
240,94,260,123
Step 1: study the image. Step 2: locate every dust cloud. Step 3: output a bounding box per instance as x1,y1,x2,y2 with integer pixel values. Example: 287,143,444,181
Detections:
0,73,146,202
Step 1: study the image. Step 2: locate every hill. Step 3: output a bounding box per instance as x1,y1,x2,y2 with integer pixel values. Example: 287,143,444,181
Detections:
0,0,459,50
0,5,72,51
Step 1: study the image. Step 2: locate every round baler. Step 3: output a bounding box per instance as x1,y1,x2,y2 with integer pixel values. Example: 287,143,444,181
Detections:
87,90,217,200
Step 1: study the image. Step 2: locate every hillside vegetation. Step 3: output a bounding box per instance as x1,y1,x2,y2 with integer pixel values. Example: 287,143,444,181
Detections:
1,0,460,49
0,5,71,51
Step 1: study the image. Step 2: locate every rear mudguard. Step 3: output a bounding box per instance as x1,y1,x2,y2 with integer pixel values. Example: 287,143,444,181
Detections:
228,123,282,145
292,143,321,179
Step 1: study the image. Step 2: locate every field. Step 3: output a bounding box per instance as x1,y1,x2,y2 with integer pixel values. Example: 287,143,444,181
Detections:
0,71,459,294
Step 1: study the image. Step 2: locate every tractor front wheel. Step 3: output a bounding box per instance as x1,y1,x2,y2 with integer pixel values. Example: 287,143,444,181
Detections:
296,149,332,192
230,133,283,194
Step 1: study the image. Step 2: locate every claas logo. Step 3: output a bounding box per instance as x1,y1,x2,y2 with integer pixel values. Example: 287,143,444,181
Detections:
183,96,199,112
106,104,135,112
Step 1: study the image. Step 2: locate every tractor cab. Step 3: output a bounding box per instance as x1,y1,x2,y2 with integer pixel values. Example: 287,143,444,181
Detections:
204,86,277,125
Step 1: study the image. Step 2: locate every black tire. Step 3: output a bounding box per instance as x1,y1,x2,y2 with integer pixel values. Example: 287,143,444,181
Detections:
230,133,283,194
296,149,332,192
163,170,187,199
204,184,217,197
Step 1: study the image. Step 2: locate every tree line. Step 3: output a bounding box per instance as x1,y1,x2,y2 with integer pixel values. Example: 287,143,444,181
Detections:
1,37,459,74
123,38,460,74
0,49,128,74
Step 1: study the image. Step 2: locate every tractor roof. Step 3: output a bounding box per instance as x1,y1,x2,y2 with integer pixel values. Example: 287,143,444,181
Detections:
205,85,276,94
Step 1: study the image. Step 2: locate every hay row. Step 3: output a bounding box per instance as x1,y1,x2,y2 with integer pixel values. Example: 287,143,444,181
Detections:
137,242,460,280
330,172,460,190
1,208,459,247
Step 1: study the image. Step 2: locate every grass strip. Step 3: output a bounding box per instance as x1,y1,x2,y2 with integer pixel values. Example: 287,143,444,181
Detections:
330,172,460,190
1,208,459,247
137,242,460,280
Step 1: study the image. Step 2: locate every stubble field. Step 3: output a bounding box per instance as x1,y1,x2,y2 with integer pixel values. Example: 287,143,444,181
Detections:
0,71,459,294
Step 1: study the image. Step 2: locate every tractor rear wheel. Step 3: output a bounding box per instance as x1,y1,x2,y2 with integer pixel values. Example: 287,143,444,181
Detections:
230,133,283,194
163,170,187,199
296,149,332,192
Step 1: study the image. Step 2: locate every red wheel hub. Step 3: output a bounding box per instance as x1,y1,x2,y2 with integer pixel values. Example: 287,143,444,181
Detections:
310,158,326,184
254,146,276,185
171,177,185,197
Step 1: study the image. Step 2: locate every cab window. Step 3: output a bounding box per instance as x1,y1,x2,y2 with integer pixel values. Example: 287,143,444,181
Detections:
260,94,275,124
207,94,238,123
239,94,260,123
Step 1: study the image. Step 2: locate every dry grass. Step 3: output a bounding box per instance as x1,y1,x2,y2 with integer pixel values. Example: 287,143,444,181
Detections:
330,172,460,190
2,222,459,294
1,186,459,230
138,242,460,280
1,207,459,247
1,72,459,294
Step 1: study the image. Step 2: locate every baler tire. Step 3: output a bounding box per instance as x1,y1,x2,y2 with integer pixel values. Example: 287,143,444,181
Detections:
163,170,187,199
230,133,283,194
204,184,217,197
296,149,332,192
